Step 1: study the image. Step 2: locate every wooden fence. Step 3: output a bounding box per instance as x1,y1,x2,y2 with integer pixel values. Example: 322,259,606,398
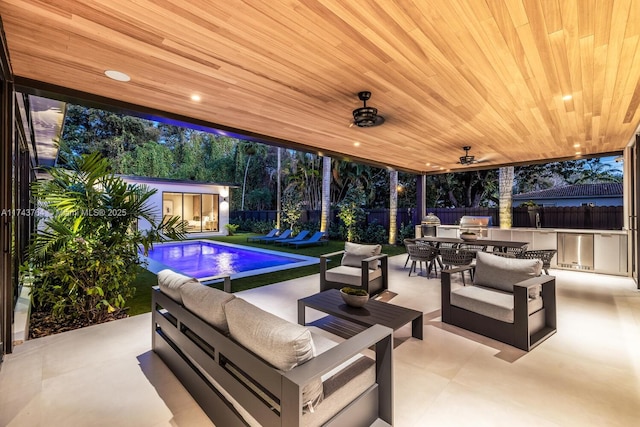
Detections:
231,205,623,231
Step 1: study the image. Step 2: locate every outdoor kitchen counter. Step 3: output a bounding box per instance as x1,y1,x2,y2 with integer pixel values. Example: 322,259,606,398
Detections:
435,225,628,234
419,226,628,276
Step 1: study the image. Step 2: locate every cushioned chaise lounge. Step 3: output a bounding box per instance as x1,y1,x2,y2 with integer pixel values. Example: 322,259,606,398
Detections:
247,228,279,242
259,228,292,243
274,229,310,245
288,231,327,248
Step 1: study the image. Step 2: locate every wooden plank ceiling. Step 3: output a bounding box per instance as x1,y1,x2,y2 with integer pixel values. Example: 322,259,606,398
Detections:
1,0,640,173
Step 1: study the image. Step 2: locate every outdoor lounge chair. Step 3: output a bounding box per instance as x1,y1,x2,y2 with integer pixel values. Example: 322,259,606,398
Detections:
274,229,310,245
246,228,278,242
287,231,327,248
259,228,292,243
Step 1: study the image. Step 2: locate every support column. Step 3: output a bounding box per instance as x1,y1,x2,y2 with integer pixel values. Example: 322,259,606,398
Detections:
416,174,426,223
0,77,14,357
1,18,15,356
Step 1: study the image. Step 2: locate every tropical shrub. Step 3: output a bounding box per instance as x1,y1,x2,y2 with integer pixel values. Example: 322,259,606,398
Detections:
281,187,303,230
362,220,387,244
337,185,366,242
398,222,416,244
29,153,185,324
225,223,240,235
229,218,275,233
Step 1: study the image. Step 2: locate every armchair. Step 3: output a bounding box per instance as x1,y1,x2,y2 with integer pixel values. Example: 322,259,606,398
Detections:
320,242,388,296
441,251,556,351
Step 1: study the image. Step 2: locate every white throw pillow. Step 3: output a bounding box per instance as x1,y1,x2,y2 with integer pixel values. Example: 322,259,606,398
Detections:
341,242,382,270
180,281,235,332
474,252,542,294
225,298,323,412
157,269,199,304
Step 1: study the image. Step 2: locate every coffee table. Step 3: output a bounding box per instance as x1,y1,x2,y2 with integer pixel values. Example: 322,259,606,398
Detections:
298,289,423,339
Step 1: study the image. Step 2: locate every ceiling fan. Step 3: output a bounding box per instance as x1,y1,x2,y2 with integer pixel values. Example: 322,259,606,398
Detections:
351,91,385,127
458,146,479,165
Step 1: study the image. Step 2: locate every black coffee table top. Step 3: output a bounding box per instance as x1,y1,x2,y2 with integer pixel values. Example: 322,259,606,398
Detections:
298,289,423,337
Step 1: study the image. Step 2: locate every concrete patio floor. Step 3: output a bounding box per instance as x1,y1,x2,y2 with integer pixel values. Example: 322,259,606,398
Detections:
1,254,639,426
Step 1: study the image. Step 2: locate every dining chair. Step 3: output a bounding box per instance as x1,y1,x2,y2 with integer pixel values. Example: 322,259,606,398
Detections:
407,242,439,278
439,248,475,285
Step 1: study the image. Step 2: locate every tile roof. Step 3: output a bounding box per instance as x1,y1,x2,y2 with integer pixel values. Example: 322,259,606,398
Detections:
513,183,623,199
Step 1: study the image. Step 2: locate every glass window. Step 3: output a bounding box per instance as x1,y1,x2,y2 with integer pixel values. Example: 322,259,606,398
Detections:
163,191,219,233
202,194,219,231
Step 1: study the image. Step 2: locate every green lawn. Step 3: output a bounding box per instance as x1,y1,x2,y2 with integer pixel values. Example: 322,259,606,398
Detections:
127,234,406,316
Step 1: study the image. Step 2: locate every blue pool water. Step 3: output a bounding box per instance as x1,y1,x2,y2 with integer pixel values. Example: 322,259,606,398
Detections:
142,240,318,281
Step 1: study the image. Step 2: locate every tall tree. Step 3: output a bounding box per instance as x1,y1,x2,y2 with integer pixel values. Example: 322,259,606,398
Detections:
240,142,258,210
499,167,514,228
276,148,282,229
321,156,331,232
389,170,398,244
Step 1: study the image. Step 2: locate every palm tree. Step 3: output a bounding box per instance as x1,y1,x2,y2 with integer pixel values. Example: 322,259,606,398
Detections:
389,170,398,244
240,142,258,210
29,152,185,323
276,147,282,230
499,166,514,228
320,156,331,232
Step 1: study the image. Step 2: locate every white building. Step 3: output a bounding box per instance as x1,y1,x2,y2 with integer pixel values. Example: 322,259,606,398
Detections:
120,176,235,236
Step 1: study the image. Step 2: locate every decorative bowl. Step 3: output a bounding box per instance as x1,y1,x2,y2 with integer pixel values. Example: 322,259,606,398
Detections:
340,288,369,308
460,232,478,241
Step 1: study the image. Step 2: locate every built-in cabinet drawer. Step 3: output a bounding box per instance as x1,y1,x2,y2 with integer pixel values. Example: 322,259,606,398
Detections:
489,228,511,241
593,234,628,275
533,231,557,266
511,230,534,248
437,227,459,238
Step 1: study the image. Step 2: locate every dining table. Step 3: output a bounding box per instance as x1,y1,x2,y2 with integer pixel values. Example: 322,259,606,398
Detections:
416,236,529,252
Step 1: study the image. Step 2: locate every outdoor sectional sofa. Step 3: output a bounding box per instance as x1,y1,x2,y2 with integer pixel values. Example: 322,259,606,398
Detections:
441,251,557,351
152,269,394,427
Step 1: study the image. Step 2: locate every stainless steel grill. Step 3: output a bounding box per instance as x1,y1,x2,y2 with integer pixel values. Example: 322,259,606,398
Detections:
459,216,492,237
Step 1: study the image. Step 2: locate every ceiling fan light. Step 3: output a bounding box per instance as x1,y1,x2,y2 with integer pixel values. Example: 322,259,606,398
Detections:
353,107,377,121
352,92,384,127
459,155,475,164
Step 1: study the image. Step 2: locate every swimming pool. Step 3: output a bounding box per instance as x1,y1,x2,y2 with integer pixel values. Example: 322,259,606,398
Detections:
141,240,319,282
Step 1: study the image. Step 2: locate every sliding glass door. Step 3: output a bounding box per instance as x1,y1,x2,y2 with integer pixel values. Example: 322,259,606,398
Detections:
162,192,219,233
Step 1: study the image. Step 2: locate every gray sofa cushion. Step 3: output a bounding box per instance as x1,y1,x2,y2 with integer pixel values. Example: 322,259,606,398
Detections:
157,269,200,304
324,265,382,287
474,252,542,294
451,285,544,323
341,242,382,270
180,281,235,332
225,298,322,412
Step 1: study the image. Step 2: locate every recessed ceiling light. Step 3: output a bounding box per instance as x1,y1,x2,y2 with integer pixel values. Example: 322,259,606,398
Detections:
573,143,580,148
575,151,581,155
425,162,431,166
353,142,361,147
104,70,131,82
562,94,573,101
191,94,201,102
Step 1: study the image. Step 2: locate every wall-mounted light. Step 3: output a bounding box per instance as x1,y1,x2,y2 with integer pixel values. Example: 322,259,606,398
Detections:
220,193,230,211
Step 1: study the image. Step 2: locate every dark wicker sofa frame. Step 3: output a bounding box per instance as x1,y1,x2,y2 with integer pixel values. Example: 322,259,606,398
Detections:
441,266,557,351
319,250,389,296
152,287,394,427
